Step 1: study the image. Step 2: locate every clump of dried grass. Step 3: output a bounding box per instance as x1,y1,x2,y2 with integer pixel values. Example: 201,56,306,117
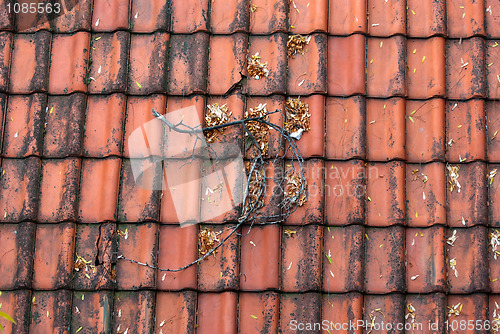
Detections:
204,103,232,143
247,52,269,79
198,228,221,257
287,34,311,58
245,103,270,154
285,97,311,140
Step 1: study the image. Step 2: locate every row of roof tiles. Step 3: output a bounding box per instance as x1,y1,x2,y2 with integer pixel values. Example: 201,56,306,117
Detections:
1,95,500,162
0,0,499,37
3,158,500,225
2,32,500,98
0,290,499,333
1,222,500,294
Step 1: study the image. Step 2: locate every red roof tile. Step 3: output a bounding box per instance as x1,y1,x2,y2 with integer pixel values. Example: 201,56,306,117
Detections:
83,94,126,157
157,225,198,290
0,158,41,222
487,101,500,162
447,226,488,293
363,294,405,332
38,159,80,222
288,0,328,34
0,32,12,91
71,291,112,333
366,162,405,226
249,0,287,34
364,226,405,293
446,0,485,38
78,158,120,223
0,222,35,289
406,226,446,292
247,34,287,95
9,31,50,94
0,290,30,333
486,0,500,38
167,33,209,95
486,39,500,99
323,225,364,292
447,294,488,331
446,37,486,99
208,34,248,95
123,95,166,158
284,159,323,224
407,37,446,99
367,36,406,97
239,292,279,333
446,162,487,227
405,293,446,333
325,160,365,225
33,223,76,290
116,223,158,289
170,0,209,33
489,228,500,291
128,32,169,95
325,97,366,160
48,32,90,94
2,94,45,157
281,225,322,292
118,160,161,222
405,98,446,163
406,163,446,227
88,32,130,94
130,0,170,32
29,290,72,333
113,291,155,333
407,0,446,37
0,1,14,30
367,0,406,37
287,33,327,95
50,0,93,33
279,293,321,333
197,292,238,334
322,293,363,331
210,0,249,33
155,291,197,333
240,225,280,290
73,223,115,290
198,225,240,291
328,0,367,35
366,98,405,161
327,34,366,96
446,99,486,162
43,94,86,158
92,0,130,32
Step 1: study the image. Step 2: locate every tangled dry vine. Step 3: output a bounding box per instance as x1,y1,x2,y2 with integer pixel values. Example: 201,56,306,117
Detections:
116,103,309,273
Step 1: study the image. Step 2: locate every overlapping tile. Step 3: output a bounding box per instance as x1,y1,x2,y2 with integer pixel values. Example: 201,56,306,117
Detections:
249,0,287,34
327,34,366,96
92,0,130,32
9,31,51,94
88,32,130,94
48,32,90,94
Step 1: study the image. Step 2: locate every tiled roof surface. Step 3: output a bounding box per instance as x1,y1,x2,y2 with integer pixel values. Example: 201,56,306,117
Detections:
0,0,499,333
